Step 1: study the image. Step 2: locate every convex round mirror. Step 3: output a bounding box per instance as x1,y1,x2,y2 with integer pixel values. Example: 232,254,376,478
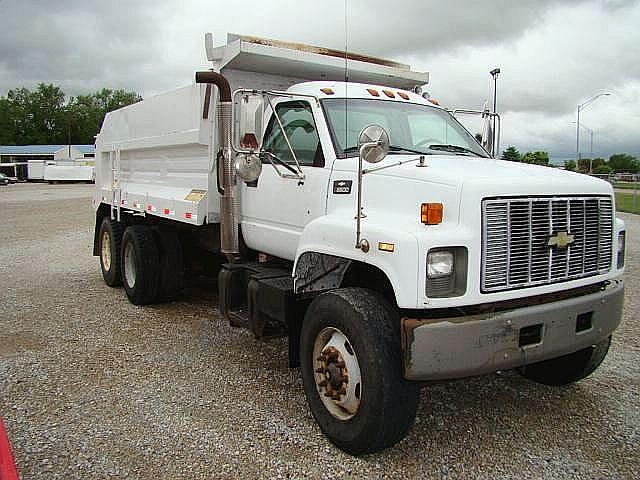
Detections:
357,124,390,164
235,153,262,183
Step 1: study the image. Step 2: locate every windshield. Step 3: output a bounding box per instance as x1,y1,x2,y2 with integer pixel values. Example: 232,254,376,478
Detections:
322,98,488,158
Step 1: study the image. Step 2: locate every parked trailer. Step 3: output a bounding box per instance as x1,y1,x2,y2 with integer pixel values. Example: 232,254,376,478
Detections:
93,33,626,455
45,164,95,183
27,160,46,181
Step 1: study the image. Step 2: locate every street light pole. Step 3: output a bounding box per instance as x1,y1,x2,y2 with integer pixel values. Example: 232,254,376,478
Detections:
490,68,500,114
489,68,500,157
576,92,611,173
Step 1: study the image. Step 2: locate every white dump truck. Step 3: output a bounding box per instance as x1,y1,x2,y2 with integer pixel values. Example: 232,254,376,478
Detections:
93,34,626,454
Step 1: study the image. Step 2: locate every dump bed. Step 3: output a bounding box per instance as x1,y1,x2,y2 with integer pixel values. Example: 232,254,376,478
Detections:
94,33,429,225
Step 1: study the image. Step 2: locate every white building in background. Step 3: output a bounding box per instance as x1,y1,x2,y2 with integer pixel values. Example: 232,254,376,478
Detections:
0,145,95,181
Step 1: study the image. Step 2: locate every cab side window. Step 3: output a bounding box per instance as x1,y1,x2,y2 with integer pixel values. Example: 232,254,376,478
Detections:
263,101,324,167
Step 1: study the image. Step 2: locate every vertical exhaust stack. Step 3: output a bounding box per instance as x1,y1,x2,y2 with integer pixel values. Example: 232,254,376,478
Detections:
195,71,239,260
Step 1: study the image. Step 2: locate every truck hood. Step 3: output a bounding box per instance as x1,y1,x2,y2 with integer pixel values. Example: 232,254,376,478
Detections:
353,154,613,196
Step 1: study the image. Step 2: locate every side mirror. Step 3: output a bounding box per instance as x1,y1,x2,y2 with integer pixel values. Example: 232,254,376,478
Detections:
482,112,495,156
357,124,390,164
234,92,264,152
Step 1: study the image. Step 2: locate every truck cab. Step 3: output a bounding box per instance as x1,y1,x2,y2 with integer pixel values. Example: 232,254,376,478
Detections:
93,34,626,455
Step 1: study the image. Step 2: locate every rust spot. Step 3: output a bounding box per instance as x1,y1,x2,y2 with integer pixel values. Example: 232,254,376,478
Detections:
237,34,408,69
401,317,422,376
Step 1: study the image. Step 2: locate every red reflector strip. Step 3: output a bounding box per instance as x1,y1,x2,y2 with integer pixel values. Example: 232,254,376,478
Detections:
185,212,192,219
163,208,170,215
147,205,152,211
382,90,395,98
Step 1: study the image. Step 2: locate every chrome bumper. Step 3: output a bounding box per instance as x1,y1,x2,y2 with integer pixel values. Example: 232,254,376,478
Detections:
402,279,624,381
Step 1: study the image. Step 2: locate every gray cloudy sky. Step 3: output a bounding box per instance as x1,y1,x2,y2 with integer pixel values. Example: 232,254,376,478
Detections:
1,0,639,160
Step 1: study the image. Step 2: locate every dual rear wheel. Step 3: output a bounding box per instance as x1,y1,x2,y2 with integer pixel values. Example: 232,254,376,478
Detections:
98,218,184,304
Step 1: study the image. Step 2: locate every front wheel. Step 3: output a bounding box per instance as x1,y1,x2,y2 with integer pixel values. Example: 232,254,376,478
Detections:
519,336,612,386
300,288,420,455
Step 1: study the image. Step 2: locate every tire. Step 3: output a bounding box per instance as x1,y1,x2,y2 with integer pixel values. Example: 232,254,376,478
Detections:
519,336,612,386
300,288,420,455
120,225,161,305
98,217,124,287
152,227,185,301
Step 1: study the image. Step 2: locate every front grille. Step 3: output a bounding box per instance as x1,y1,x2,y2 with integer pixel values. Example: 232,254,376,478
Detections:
481,196,613,292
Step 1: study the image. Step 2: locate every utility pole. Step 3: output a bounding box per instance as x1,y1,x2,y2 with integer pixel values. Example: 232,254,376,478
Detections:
576,92,611,173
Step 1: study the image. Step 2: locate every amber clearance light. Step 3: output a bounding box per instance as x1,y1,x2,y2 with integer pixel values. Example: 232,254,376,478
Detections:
421,203,443,225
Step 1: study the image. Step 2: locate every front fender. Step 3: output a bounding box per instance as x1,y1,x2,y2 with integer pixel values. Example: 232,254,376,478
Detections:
294,210,420,308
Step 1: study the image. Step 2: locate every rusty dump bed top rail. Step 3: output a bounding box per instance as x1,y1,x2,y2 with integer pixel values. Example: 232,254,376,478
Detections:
210,33,430,90
234,34,408,70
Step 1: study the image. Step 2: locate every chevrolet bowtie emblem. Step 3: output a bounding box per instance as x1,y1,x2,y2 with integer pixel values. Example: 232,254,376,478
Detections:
547,231,575,249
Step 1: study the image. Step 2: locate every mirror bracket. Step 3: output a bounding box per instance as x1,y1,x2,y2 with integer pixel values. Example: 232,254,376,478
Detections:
355,125,390,250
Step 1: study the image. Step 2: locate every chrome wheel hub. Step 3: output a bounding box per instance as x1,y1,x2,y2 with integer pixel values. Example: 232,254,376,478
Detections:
123,242,136,288
101,230,111,271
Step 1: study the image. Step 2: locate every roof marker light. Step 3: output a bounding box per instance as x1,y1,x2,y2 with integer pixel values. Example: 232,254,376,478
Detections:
382,90,395,98
397,92,410,100
367,88,380,97
320,88,335,95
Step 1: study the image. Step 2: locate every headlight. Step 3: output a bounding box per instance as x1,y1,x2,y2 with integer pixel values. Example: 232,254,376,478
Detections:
426,247,468,298
427,251,454,278
617,231,626,269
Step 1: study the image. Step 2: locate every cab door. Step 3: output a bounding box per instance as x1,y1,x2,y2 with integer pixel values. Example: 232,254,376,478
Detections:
239,99,331,261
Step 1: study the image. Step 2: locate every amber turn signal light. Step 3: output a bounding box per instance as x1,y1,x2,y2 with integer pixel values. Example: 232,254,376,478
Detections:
421,203,443,225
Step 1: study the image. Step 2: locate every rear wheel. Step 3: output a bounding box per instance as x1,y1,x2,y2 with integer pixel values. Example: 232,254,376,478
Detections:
519,336,612,386
300,288,420,455
121,225,161,305
98,217,123,287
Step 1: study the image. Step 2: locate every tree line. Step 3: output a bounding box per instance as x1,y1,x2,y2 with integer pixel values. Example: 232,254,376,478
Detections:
501,146,639,174
0,83,141,146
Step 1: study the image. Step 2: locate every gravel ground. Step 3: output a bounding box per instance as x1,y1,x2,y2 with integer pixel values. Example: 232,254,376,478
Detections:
1,183,639,479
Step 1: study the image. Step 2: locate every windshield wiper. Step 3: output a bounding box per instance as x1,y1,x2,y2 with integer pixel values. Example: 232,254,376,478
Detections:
342,146,360,155
342,145,430,156
388,145,430,156
427,144,484,157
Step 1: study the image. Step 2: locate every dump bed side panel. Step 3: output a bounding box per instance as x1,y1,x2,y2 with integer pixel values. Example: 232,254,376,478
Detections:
94,84,217,225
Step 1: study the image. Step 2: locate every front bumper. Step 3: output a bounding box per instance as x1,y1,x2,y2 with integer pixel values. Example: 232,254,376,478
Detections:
401,279,625,381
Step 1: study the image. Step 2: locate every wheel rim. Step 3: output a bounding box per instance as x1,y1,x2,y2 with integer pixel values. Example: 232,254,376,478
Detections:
123,242,136,288
312,327,362,420
101,230,111,271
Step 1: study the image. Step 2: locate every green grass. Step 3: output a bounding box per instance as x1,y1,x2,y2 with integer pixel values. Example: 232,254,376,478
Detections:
613,182,640,190
615,191,640,214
